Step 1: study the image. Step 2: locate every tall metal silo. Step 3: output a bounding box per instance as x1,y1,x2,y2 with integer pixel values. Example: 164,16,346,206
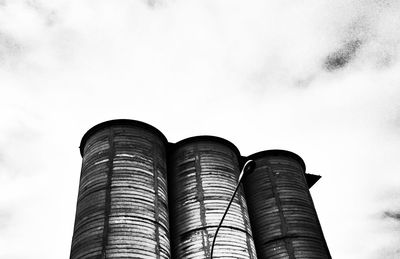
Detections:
168,136,258,259
243,150,331,259
70,119,171,259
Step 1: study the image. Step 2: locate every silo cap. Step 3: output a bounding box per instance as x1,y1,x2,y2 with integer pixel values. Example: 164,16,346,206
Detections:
247,149,306,172
171,135,241,158
246,149,322,188
79,119,168,156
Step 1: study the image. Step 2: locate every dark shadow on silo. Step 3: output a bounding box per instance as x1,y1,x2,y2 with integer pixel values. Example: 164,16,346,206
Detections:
243,150,331,259
168,136,258,259
70,119,171,259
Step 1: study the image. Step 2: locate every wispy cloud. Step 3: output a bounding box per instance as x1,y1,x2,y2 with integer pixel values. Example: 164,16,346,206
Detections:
384,211,400,221
325,39,362,71
1,1,400,258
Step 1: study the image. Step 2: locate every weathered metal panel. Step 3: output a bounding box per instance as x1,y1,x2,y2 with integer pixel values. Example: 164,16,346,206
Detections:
169,137,257,259
70,120,170,259
243,150,331,259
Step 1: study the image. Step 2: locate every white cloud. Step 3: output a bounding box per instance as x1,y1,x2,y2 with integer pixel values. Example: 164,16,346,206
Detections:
1,0,400,258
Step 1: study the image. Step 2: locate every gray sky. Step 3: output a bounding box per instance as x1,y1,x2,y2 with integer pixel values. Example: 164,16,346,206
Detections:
1,0,400,258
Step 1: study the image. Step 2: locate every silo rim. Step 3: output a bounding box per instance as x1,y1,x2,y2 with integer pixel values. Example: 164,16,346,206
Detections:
171,135,241,158
246,149,306,172
79,119,168,156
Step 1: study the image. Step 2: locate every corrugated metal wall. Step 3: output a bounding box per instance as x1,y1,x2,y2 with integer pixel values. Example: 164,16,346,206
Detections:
243,150,331,259
71,120,170,259
70,120,330,259
168,137,257,259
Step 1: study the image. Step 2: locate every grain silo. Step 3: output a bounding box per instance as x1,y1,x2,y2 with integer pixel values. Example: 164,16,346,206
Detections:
242,150,331,259
168,136,258,259
70,119,332,259
70,120,171,259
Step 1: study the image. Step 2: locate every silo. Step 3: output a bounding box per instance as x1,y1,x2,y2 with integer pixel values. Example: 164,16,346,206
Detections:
243,150,331,259
70,119,171,259
168,136,257,259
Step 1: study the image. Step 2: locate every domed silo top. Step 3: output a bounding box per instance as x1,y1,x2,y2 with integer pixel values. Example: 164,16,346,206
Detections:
79,119,168,156
171,135,241,158
246,150,323,188
247,149,306,172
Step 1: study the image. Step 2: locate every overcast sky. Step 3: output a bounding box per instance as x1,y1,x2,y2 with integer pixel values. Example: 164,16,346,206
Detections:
1,0,400,258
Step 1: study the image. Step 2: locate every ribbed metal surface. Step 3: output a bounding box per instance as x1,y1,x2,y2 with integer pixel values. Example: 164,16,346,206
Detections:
71,120,171,259
169,137,257,259
243,150,331,259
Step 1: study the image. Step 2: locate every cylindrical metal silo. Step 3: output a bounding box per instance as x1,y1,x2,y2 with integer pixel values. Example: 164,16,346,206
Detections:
70,119,171,259
168,136,257,259
243,150,331,259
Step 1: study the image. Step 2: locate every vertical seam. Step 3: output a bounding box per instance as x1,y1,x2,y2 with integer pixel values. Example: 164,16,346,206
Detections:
194,147,210,258
269,167,295,259
101,129,115,259
153,144,161,259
